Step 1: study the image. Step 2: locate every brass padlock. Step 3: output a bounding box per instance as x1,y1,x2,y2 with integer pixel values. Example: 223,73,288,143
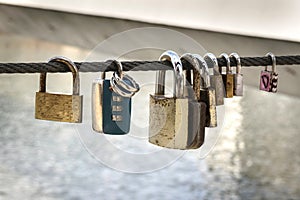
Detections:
230,53,243,96
220,53,234,98
35,56,83,123
149,50,191,150
204,53,224,105
194,54,217,128
181,53,207,149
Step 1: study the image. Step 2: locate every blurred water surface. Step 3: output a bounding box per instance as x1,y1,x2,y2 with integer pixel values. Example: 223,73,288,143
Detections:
0,35,300,200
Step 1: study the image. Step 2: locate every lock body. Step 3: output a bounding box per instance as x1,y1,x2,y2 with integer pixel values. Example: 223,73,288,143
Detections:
92,79,131,134
35,92,82,123
184,78,206,149
260,70,278,93
200,88,217,127
234,73,244,96
222,74,234,98
260,70,272,91
149,51,202,150
187,100,206,149
210,74,224,105
149,95,191,149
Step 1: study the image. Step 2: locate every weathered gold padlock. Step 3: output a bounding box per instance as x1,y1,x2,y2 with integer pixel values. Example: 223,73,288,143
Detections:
220,53,234,98
35,56,83,123
204,53,224,106
149,50,191,150
181,53,207,149
194,54,217,128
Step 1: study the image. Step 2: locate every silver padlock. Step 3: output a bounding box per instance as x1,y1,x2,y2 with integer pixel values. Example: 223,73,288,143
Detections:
230,53,243,96
204,53,224,106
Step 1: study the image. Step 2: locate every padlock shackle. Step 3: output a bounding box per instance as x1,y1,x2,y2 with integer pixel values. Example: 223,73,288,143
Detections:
204,53,220,75
230,53,242,74
156,50,184,98
220,53,232,74
266,52,276,72
42,56,80,95
181,53,201,101
101,60,123,80
193,54,211,89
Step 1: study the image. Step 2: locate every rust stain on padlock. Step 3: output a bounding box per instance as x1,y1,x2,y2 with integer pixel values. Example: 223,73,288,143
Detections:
200,89,217,127
149,95,176,148
149,95,190,150
223,74,234,98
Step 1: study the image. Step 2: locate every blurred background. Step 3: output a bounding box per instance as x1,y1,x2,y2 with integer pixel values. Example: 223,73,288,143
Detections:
0,1,299,199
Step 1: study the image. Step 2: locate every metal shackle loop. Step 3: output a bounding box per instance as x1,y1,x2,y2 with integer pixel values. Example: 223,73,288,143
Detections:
109,60,140,97
46,56,80,95
101,71,106,79
102,59,123,79
204,53,220,75
193,54,211,88
180,53,201,101
230,53,242,74
220,53,232,74
266,52,276,72
156,50,184,98
112,60,124,79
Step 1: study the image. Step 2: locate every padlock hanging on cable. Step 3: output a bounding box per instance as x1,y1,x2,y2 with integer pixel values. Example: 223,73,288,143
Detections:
220,53,234,98
230,53,244,96
181,53,207,149
91,60,139,135
149,50,194,150
259,52,278,93
35,56,83,123
193,54,217,128
204,53,225,106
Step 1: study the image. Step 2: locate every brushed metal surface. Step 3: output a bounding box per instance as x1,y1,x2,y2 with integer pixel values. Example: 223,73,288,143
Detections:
149,95,190,149
35,92,82,123
92,79,104,132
